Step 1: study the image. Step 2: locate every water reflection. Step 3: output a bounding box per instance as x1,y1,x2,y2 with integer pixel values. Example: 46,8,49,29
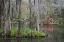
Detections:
0,39,11,42
0,25,64,42
43,25,53,32
0,38,45,42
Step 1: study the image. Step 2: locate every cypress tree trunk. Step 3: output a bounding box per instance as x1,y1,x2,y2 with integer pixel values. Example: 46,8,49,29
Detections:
4,0,10,37
29,0,32,28
17,0,22,37
0,0,4,28
35,0,40,31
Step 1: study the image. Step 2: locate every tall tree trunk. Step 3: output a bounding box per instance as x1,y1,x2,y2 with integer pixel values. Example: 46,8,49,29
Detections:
17,0,22,37
35,0,40,31
0,0,4,28
0,15,2,28
4,0,10,37
16,0,19,13
29,0,32,28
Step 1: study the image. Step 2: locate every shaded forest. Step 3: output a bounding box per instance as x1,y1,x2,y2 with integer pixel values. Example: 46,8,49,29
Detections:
0,0,64,37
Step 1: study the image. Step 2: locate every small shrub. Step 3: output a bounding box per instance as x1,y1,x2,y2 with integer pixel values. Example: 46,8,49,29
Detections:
10,27,46,37
31,30,46,36
11,27,17,36
21,27,46,37
22,27,31,36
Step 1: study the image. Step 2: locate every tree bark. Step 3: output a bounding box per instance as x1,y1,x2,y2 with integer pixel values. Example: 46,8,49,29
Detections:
4,0,10,37
29,0,32,28
35,0,40,31
0,0,4,28
17,0,22,37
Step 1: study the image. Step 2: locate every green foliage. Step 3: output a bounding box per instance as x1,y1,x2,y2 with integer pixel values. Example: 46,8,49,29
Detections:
21,27,46,37
31,30,37,36
31,13,35,18
15,13,18,19
31,30,46,36
49,9,53,18
61,20,64,24
0,28,3,33
0,27,46,37
20,27,46,37
22,27,31,36
37,31,46,36
61,8,64,18
11,27,17,36
50,18,64,25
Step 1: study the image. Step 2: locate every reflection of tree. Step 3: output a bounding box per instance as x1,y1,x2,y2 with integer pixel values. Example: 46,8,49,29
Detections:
43,25,53,34
0,39,11,42
16,38,21,42
16,38,45,42
53,26,61,42
42,25,62,42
